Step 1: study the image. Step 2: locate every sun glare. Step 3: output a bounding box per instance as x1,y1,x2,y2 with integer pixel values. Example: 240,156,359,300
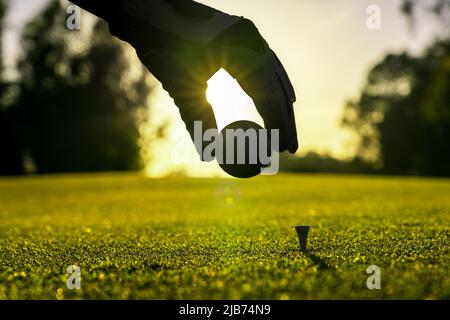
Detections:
206,68,264,131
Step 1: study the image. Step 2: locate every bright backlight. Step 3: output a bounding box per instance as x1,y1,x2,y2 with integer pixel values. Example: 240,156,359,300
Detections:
206,68,264,131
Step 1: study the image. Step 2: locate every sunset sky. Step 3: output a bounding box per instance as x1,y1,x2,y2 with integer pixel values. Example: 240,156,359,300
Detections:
3,0,443,176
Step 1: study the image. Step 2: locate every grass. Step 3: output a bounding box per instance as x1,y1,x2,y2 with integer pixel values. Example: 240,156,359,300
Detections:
0,173,449,299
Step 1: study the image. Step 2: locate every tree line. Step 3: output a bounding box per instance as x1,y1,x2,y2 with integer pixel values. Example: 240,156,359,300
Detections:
285,0,450,177
0,0,449,177
0,1,153,175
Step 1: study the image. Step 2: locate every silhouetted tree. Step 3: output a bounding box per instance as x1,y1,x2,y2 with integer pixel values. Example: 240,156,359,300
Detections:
0,1,24,175
12,1,153,173
401,0,450,27
342,41,450,176
342,1,450,176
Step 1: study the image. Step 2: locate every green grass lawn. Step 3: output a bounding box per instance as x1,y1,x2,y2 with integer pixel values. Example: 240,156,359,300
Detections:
0,173,449,299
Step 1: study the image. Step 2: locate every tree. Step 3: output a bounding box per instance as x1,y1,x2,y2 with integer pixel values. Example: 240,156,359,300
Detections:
12,1,153,173
342,41,450,176
0,0,24,175
342,0,450,176
401,0,450,25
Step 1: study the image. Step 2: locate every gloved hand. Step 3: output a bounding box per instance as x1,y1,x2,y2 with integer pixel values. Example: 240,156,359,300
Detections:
74,0,299,159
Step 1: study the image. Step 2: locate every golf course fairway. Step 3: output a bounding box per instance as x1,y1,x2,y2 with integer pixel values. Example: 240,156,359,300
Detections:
0,173,448,299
